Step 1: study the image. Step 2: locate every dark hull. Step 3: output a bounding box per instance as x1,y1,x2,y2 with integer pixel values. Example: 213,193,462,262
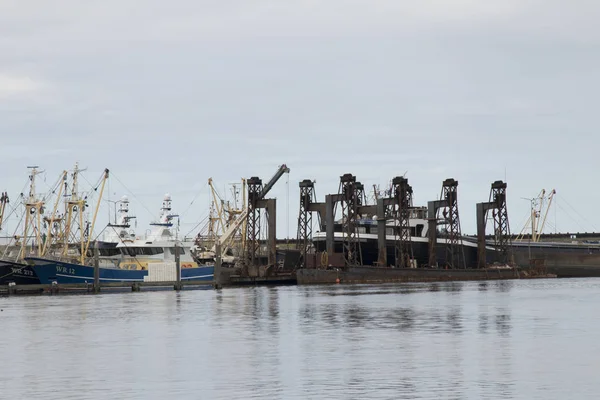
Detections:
314,237,600,277
0,261,41,285
313,239,494,268
512,248,600,277
297,266,535,285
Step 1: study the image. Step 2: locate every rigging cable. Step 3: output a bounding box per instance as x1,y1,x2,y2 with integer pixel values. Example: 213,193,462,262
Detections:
1,195,25,261
110,172,156,220
184,214,210,238
554,200,587,233
179,181,209,220
286,171,290,243
559,194,599,232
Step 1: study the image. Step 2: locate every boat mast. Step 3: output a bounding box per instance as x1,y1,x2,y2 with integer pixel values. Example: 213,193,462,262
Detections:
208,178,227,236
62,163,87,258
0,192,8,232
517,189,555,243
207,178,222,242
82,169,109,264
19,166,45,261
41,170,68,256
115,195,134,227
534,189,556,242
532,189,545,241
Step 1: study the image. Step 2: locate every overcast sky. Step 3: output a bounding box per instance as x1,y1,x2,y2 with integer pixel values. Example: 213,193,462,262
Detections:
1,1,599,239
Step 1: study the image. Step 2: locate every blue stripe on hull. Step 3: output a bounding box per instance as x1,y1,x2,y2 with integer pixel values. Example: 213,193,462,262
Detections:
26,258,214,284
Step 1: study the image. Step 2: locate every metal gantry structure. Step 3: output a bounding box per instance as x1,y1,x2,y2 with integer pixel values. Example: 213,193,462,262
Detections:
441,179,463,268
313,174,375,268
296,179,327,269
245,164,290,269
391,177,413,268
476,180,511,268
296,180,315,268
491,181,511,262
316,174,415,269
246,176,263,267
427,179,465,268
338,174,365,267
292,173,515,271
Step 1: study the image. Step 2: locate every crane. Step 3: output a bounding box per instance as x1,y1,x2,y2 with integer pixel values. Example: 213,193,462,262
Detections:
193,164,290,266
246,163,290,267
258,164,290,200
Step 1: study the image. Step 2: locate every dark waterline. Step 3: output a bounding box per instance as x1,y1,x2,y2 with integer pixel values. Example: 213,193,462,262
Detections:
1,279,599,399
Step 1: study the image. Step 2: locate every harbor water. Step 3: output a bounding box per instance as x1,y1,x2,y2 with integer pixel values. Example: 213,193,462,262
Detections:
1,279,599,399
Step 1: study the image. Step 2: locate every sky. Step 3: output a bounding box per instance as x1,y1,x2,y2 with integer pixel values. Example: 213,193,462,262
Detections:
1,0,599,240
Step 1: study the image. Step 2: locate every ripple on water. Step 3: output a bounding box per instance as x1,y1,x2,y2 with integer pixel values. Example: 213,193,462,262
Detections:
1,279,600,399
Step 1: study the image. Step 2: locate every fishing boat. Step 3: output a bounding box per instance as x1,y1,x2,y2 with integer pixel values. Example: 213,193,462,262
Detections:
0,167,49,285
27,257,213,283
28,193,214,284
0,189,38,284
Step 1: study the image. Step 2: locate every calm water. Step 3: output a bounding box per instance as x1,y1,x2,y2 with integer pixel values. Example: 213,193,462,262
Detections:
1,279,599,399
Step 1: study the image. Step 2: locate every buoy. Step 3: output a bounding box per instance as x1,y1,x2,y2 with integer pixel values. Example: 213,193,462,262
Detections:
335,278,340,284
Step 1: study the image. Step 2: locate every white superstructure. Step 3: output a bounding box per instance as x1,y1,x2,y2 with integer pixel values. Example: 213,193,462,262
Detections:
116,194,199,270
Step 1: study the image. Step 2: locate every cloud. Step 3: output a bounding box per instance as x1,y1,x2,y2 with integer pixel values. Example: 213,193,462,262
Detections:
0,0,595,46
1,1,600,237
0,73,40,98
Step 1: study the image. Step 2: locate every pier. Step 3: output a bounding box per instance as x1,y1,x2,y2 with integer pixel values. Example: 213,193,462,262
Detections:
0,280,213,296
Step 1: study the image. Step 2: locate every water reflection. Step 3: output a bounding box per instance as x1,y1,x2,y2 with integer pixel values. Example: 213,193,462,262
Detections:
298,303,470,335
1,279,596,399
495,280,514,293
479,314,490,334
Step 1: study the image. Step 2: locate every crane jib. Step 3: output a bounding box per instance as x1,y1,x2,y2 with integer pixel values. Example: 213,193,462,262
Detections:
258,164,290,200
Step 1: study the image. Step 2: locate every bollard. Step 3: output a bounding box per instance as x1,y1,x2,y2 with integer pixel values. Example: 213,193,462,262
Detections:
93,241,100,293
8,282,16,295
174,243,182,291
214,242,222,290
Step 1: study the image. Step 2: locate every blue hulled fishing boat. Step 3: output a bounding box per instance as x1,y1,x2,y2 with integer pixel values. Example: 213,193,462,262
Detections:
26,257,213,284
26,193,215,284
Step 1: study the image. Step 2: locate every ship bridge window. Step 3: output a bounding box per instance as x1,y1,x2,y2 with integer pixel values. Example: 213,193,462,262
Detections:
169,247,186,255
121,247,164,256
415,224,424,237
84,248,121,257
99,248,121,257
